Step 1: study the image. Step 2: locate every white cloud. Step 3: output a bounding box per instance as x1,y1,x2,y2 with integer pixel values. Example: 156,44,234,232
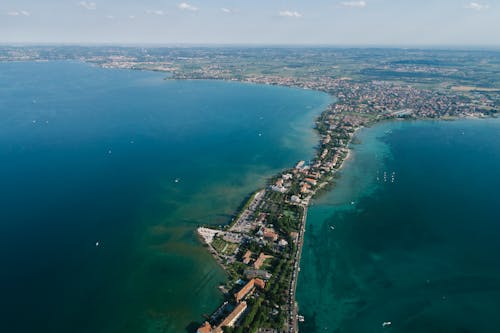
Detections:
279,10,302,18
340,1,367,8
464,2,489,10
178,3,198,11
78,1,97,10
106,15,114,20
145,10,165,16
129,15,136,19
221,8,231,13
7,10,30,16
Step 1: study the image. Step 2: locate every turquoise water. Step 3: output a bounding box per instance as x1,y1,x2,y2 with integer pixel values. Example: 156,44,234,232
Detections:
297,119,500,332
0,61,331,333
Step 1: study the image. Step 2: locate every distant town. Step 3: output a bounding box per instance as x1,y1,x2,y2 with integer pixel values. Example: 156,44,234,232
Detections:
2,46,498,333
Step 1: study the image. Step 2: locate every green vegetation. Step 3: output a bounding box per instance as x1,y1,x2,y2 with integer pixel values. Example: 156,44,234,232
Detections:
212,237,239,256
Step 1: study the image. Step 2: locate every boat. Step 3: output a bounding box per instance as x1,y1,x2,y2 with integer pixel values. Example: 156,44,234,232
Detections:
382,321,392,327
95,241,99,247
298,315,305,322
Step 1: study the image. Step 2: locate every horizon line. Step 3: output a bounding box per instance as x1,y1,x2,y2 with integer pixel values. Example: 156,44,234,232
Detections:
1,42,500,51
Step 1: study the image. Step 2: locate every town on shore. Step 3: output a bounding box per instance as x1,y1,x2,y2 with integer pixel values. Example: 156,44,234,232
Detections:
190,82,493,333
85,47,497,333
2,46,498,333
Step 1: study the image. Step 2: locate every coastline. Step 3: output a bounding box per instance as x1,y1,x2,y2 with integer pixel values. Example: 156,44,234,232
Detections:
194,93,370,332
190,86,494,333
295,117,500,332
88,59,496,333
1,48,498,333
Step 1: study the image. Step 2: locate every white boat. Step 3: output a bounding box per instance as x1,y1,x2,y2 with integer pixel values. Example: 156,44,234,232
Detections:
382,321,392,327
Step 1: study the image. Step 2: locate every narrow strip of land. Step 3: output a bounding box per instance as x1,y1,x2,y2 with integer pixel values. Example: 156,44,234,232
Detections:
192,76,492,333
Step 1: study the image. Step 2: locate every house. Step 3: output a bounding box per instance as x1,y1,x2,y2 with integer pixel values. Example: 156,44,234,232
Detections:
254,278,265,289
295,160,305,169
300,183,311,194
304,178,317,186
321,149,328,159
234,278,266,303
278,239,289,247
253,252,272,270
196,322,212,333
244,269,272,280
263,228,278,242
213,301,248,333
242,250,252,265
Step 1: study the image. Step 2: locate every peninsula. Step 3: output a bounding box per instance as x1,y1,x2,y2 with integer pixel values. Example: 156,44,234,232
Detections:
2,46,498,333
190,79,494,333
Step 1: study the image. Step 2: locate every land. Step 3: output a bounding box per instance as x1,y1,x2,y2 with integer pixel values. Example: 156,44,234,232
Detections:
2,46,498,333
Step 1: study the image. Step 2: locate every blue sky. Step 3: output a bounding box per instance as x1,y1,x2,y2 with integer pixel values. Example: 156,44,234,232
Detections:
1,1,499,45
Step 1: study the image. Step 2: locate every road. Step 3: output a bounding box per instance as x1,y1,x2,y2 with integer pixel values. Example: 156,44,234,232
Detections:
286,204,307,333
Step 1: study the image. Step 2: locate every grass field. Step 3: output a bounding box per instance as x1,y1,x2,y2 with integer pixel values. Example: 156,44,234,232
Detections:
212,237,239,255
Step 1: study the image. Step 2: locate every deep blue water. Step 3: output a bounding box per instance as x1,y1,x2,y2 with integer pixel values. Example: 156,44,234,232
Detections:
298,119,500,333
0,61,331,333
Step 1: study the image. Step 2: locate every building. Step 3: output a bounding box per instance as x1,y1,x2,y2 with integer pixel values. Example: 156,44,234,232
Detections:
253,252,272,270
256,212,267,224
263,228,278,242
304,178,317,186
196,322,212,333
234,279,255,302
234,278,266,303
300,183,311,194
332,154,339,166
242,250,252,265
295,160,305,169
254,278,265,289
278,239,289,247
244,269,272,280
213,301,248,333
321,148,328,159
271,185,287,193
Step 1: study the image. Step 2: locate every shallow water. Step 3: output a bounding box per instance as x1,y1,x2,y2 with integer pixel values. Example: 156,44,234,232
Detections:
298,119,500,333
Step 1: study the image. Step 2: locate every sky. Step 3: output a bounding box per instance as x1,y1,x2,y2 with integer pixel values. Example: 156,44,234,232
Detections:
1,0,499,46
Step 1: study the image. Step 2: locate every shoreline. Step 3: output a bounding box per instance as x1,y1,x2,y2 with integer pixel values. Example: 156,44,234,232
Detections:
0,52,498,333
194,93,372,332
190,87,494,333
88,59,496,333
